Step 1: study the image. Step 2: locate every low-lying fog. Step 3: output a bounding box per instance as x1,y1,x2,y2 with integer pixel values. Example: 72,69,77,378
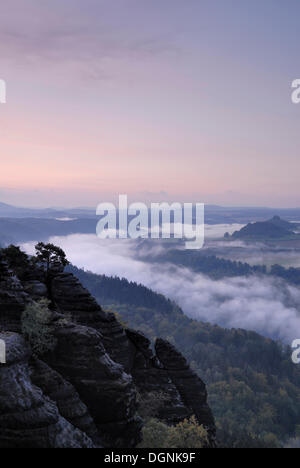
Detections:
21,231,300,345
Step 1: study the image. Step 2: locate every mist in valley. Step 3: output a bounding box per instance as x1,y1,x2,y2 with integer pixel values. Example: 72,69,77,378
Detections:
21,232,300,344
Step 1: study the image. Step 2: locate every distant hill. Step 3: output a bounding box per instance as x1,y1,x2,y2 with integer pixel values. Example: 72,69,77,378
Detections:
2,201,300,224
0,217,98,244
231,216,299,240
141,249,266,279
0,202,95,219
203,206,300,225
266,215,299,231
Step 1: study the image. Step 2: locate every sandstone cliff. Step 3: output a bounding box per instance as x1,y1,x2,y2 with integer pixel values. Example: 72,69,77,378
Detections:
0,252,215,448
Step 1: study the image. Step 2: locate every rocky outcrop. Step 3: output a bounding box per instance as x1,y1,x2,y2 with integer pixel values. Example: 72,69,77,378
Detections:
45,322,141,447
0,260,27,333
0,332,94,448
124,328,216,442
155,338,216,440
0,253,216,448
51,272,106,328
125,329,194,424
30,358,100,444
51,272,134,370
51,272,215,438
23,281,48,301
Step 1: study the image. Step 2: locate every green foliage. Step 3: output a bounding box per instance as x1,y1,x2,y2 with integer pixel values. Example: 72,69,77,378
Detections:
148,250,267,279
1,245,30,278
138,419,169,448
165,416,208,448
270,264,300,285
35,242,69,274
67,265,176,314
216,427,280,448
21,299,57,356
137,391,171,421
139,417,208,449
156,250,300,286
0,251,7,275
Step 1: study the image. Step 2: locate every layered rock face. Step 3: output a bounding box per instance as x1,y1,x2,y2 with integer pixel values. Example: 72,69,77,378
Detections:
124,328,215,441
51,272,134,370
0,332,93,448
125,328,193,424
45,323,139,447
0,259,27,333
0,258,215,448
155,339,215,440
30,358,99,443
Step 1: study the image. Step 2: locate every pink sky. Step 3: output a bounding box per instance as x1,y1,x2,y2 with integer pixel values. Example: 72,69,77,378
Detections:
1,0,300,208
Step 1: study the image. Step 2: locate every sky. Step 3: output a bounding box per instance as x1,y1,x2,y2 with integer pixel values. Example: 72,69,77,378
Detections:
0,0,300,208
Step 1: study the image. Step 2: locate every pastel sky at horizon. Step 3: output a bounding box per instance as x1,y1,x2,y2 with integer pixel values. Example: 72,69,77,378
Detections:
0,0,300,208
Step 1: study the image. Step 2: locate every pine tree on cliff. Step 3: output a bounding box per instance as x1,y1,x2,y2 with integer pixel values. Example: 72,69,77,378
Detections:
35,243,69,275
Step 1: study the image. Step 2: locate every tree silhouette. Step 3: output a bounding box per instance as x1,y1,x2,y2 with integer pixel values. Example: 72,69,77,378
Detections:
2,245,29,269
35,243,69,274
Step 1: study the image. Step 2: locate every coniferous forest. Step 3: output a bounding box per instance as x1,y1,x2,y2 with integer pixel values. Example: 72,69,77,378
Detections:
69,265,300,448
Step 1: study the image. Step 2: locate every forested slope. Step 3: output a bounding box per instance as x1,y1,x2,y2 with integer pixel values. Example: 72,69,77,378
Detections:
69,265,300,447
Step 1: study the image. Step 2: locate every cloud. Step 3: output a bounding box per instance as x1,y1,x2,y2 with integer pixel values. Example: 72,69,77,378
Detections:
21,234,300,344
0,0,178,80
202,238,300,268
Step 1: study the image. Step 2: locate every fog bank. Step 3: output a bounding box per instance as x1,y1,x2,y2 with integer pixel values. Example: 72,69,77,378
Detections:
22,234,300,344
